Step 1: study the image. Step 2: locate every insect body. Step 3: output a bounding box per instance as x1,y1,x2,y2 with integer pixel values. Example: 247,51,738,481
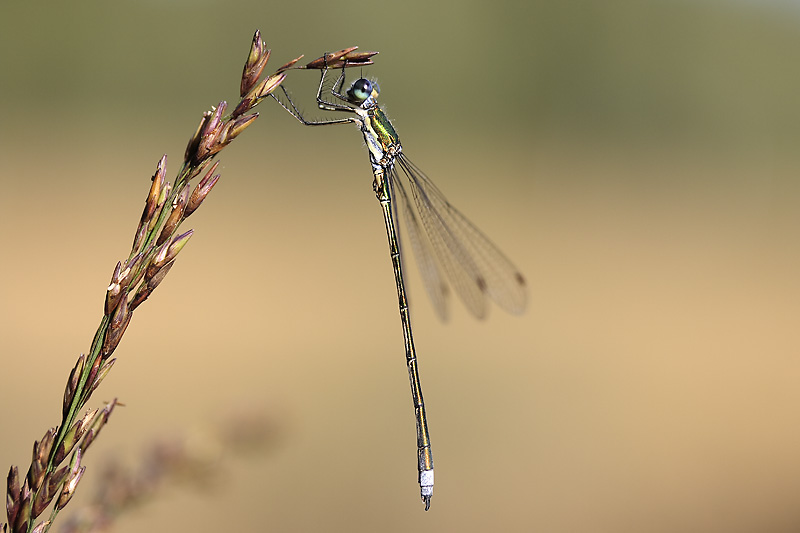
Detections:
273,62,527,510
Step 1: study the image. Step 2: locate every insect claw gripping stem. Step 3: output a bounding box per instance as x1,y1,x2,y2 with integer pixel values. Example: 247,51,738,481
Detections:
292,47,379,71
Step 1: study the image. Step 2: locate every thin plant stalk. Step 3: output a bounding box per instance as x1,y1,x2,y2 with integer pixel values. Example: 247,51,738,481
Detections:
1,30,363,533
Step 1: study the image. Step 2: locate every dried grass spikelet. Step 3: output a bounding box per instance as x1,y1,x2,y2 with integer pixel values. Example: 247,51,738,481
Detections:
1,29,331,533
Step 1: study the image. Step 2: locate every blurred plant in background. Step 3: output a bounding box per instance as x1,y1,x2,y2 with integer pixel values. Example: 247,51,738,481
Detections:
59,408,283,533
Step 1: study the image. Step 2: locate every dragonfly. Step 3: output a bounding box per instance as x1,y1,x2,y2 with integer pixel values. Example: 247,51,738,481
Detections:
272,52,527,510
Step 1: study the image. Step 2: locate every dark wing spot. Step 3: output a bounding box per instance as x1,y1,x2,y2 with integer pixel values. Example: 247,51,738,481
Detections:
441,282,450,297
515,272,526,287
476,275,488,292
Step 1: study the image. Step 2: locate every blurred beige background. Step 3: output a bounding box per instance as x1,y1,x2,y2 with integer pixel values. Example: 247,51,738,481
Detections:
2,1,800,531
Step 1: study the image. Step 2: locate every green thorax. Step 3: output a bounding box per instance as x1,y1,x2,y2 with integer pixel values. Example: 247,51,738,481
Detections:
367,106,400,152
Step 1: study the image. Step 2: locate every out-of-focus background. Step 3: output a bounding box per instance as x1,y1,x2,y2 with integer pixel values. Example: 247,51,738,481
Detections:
2,1,800,531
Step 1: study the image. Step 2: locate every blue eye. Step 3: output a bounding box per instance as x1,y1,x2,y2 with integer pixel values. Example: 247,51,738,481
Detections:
348,79,373,103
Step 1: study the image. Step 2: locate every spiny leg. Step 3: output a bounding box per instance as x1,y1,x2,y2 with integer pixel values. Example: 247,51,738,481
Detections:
329,65,350,101
271,69,357,127
315,66,354,112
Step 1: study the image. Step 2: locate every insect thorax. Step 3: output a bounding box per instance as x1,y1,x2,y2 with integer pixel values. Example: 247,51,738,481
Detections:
365,107,401,167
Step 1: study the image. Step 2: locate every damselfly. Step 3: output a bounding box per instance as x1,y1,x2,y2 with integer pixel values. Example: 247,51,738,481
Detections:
272,56,527,510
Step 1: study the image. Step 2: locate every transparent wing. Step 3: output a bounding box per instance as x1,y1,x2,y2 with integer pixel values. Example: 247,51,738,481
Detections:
390,154,527,319
390,175,450,321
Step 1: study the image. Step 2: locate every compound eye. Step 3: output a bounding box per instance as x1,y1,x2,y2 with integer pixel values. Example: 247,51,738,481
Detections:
348,79,372,102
